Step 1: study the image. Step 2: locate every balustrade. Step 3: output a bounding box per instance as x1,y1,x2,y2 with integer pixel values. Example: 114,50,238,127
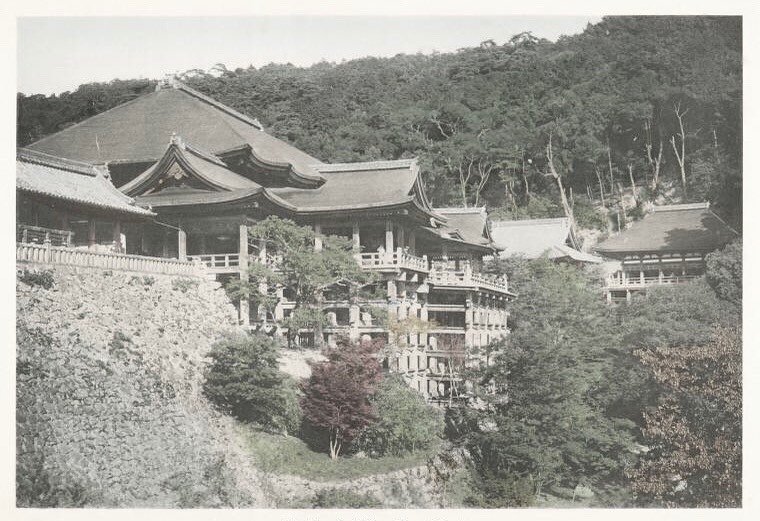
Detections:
17,242,203,276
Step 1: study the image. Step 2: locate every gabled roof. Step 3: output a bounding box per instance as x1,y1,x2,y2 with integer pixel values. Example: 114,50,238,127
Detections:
26,79,325,186
266,159,430,213
135,187,263,209
16,148,153,217
594,203,738,256
491,217,571,257
418,207,497,253
490,217,602,262
121,136,260,197
435,207,491,246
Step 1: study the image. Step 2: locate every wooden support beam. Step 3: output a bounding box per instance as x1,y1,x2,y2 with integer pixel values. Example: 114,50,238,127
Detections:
352,222,361,251
177,227,187,261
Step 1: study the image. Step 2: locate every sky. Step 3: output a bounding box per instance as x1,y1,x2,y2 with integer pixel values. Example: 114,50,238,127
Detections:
17,16,600,95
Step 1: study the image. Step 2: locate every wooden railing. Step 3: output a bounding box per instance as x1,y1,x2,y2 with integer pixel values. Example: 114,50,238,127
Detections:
188,253,240,272
605,274,700,289
17,242,203,276
357,249,429,272
428,269,510,294
17,224,73,247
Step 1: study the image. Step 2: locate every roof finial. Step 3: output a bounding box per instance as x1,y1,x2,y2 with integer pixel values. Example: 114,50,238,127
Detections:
170,133,184,148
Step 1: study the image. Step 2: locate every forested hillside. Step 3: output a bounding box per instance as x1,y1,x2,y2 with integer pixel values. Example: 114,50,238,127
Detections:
17,16,742,228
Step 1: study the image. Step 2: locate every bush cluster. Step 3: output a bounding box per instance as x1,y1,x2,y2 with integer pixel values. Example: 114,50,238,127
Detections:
19,268,55,289
203,333,302,434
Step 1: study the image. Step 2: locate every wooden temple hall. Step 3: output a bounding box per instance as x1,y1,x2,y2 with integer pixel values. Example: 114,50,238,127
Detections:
595,203,737,303
18,78,515,401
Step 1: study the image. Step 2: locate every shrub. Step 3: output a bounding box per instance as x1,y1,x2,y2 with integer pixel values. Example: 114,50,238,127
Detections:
312,488,382,508
356,375,444,457
19,269,55,289
171,277,200,293
203,333,301,434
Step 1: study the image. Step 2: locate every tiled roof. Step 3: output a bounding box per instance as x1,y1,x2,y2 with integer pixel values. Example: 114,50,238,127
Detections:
595,203,737,255
435,207,491,246
491,217,572,257
491,217,602,262
120,138,260,196
136,187,263,208
268,159,419,212
26,80,324,183
16,149,153,216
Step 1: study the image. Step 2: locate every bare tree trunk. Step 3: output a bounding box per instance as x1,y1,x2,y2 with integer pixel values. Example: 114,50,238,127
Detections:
545,132,575,233
645,119,663,191
594,166,606,208
627,162,638,206
473,159,494,207
618,182,627,223
670,102,689,195
607,138,615,195
521,152,531,204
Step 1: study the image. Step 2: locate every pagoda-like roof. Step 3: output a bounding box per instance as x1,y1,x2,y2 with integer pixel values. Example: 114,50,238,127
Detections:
16,148,153,217
594,203,737,256
26,79,325,187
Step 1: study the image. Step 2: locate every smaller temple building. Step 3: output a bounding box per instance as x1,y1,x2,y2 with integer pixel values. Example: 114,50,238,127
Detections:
490,217,602,264
16,148,154,251
595,203,737,303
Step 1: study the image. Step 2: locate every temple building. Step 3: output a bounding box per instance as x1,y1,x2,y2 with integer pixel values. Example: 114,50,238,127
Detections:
16,148,153,250
490,217,602,264
20,78,515,403
595,203,737,303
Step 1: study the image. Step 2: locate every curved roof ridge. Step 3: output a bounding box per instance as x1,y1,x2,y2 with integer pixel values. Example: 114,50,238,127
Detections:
436,206,487,215
491,217,570,227
18,148,100,176
315,158,417,172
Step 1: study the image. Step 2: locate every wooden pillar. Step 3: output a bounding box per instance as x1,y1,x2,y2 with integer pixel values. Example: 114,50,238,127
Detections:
177,227,187,261
314,223,323,252
385,220,394,252
161,228,169,258
352,222,361,251
408,231,416,255
88,219,97,248
397,226,405,250
658,257,663,284
419,301,429,346
239,223,250,326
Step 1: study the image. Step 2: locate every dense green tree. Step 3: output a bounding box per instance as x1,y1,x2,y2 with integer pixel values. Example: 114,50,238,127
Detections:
620,278,739,349
705,239,742,306
462,258,643,506
203,333,301,434
356,375,444,457
228,216,372,348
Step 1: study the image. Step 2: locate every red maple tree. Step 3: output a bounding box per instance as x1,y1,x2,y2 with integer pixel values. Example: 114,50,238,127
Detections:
301,337,384,458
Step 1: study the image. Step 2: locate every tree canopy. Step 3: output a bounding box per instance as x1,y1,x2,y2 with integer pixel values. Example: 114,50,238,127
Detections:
18,16,742,228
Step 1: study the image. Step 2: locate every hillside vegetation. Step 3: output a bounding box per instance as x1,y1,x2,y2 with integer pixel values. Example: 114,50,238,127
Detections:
17,16,742,229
